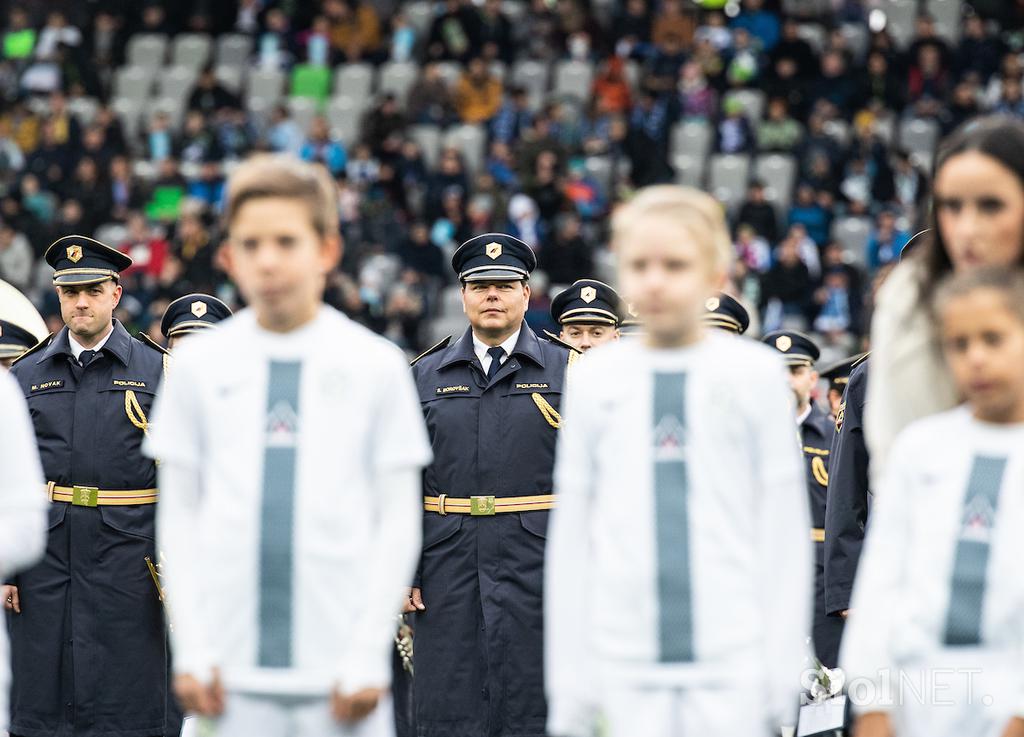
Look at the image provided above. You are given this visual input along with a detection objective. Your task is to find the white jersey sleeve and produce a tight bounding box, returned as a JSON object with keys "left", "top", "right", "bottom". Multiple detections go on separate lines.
{"left": 0, "top": 371, "right": 46, "bottom": 579}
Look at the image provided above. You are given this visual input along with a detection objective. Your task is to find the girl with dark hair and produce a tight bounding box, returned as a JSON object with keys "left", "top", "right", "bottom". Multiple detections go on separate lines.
{"left": 866, "top": 116, "right": 1024, "bottom": 482}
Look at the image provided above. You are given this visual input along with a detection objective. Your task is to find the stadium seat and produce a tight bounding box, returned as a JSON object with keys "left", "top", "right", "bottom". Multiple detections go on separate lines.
{"left": 334, "top": 63, "right": 374, "bottom": 101}
{"left": 673, "top": 154, "right": 705, "bottom": 189}
{"left": 928, "top": 0, "right": 962, "bottom": 43}
{"left": 214, "top": 65, "right": 244, "bottom": 94}
{"left": 839, "top": 22, "right": 869, "bottom": 63}
{"left": 95, "top": 223, "right": 128, "bottom": 247}
{"left": 882, "top": 0, "right": 918, "bottom": 48}
{"left": 410, "top": 124, "right": 442, "bottom": 168}
{"left": 111, "top": 97, "right": 144, "bottom": 141}
{"left": 172, "top": 34, "right": 212, "bottom": 70}
{"left": 404, "top": 1, "right": 435, "bottom": 36}
{"left": 553, "top": 60, "right": 593, "bottom": 103}
{"left": 113, "top": 67, "right": 155, "bottom": 102}
{"left": 436, "top": 62, "right": 463, "bottom": 88}
{"left": 151, "top": 97, "right": 186, "bottom": 130}
{"left": 247, "top": 68, "right": 286, "bottom": 105}
{"left": 512, "top": 60, "right": 549, "bottom": 111}
{"left": 443, "top": 124, "right": 486, "bottom": 173}
{"left": 245, "top": 95, "right": 275, "bottom": 129}
{"left": 502, "top": 0, "right": 527, "bottom": 22}
{"left": 427, "top": 315, "right": 468, "bottom": 345}
{"left": 754, "top": 154, "right": 797, "bottom": 208}
{"left": 326, "top": 96, "right": 367, "bottom": 145}
{"left": 126, "top": 34, "right": 167, "bottom": 70}
{"left": 671, "top": 120, "right": 712, "bottom": 158}
{"left": 708, "top": 154, "right": 751, "bottom": 210}
{"left": 899, "top": 118, "right": 940, "bottom": 158}
{"left": 796, "top": 23, "right": 827, "bottom": 54}
{"left": 724, "top": 89, "right": 766, "bottom": 122}
{"left": 823, "top": 119, "right": 850, "bottom": 147}
{"left": 291, "top": 64, "right": 331, "bottom": 103}
{"left": 378, "top": 62, "right": 418, "bottom": 102}
{"left": 440, "top": 285, "right": 463, "bottom": 317}
{"left": 873, "top": 113, "right": 896, "bottom": 145}
{"left": 68, "top": 96, "right": 99, "bottom": 125}
{"left": 216, "top": 34, "right": 253, "bottom": 68}
{"left": 157, "top": 66, "right": 198, "bottom": 102}
{"left": 287, "top": 97, "right": 319, "bottom": 135}
{"left": 490, "top": 61, "right": 507, "bottom": 83}
{"left": 832, "top": 216, "right": 872, "bottom": 266}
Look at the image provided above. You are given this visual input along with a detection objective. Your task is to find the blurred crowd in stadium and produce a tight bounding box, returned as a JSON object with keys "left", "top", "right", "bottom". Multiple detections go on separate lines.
{"left": 0, "top": 0, "right": 1020, "bottom": 354}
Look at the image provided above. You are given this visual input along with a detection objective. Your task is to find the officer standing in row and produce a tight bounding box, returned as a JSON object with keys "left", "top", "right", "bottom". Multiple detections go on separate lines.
{"left": 0, "top": 279, "right": 48, "bottom": 369}
{"left": 2, "top": 236, "right": 174, "bottom": 737}
{"left": 819, "top": 354, "right": 861, "bottom": 420}
{"left": 548, "top": 278, "right": 622, "bottom": 352}
{"left": 763, "top": 330, "right": 843, "bottom": 667}
{"left": 159, "top": 293, "right": 233, "bottom": 349}
{"left": 823, "top": 354, "right": 871, "bottom": 634}
{"left": 701, "top": 292, "right": 750, "bottom": 335}
{"left": 407, "top": 233, "right": 575, "bottom": 737}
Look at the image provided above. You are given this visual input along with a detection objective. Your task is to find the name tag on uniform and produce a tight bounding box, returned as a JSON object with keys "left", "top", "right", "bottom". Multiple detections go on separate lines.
{"left": 30, "top": 380, "right": 64, "bottom": 392}
{"left": 515, "top": 383, "right": 549, "bottom": 390}
{"left": 436, "top": 385, "right": 470, "bottom": 395}
{"left": 112, "top": 379, "right": 148, "bottom": 389}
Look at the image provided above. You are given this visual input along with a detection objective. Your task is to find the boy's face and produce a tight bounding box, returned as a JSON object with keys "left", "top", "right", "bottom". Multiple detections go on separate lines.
{"left": 560, "top": 323, "right": 619, "bottom": 352}
{"left": 225, "top": 198, "right": 340, "bottom": 331}
{"left": 941, "top": 288, "right": 1024, "bottom": 422}
{"left": 617, "top": 214, "right": 721, "bottom": 346}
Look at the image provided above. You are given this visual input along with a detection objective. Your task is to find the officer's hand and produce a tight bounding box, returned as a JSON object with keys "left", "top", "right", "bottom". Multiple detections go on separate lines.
{"left": 1000, "top": 717, "right": 1024, "bottom": 737}
{"left": 331, "top": 686, "right": 385, "bottom": 723}
{"left": 174, "top": 670, "right": 225, "bottom": 717}
{"left": 402, "top": 587, "right": 425, "bottom": 613}
{"left": 853, "top": 711, "right": 893, "bottom": 737}
{"left": 2, "top": 585, "right": 19, "bottom": 614}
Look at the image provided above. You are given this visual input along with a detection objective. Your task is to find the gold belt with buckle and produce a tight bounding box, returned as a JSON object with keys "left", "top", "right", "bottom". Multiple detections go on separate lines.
{"left": 423, "top": 494, "right": 556, "bottom": 516}
{"left": 47, "top": 481, "right": 159, "bottom": 507}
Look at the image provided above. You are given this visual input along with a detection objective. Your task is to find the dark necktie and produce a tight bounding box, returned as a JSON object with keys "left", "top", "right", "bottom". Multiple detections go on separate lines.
{"left": 79, "top": 349, "right": 98, "bottom": 367}
{"left": 485, "top": 346, "right": 505, "bottom": 382}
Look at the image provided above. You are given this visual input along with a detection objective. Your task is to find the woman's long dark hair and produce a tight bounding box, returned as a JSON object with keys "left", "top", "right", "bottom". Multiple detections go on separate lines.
{"left": 917, "top": 115, "right": 1024, "bottom": 296}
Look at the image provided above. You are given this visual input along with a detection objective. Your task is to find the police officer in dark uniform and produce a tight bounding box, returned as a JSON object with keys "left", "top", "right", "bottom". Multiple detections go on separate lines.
{"left": 0, "top": 320, "right": 41, "bottom": 369}
{"left": 0, "top": 278, "right": 49, "bottom": 370}
{"left": 3, "top": 236, "right": 173, "bottom": 737}
{"left": 159, "top": 293, "right": 233, "bottom": 350}
{"left": 407, "top": 233, "right": 576, "bottom": 737}
{"left": 819, "top": 354, "right": 862, "bottom": 421}
{"left": 701, "top": 292, "right": 750, "bottom": 335}
{"left": 548, "top": 278, "right": 622, "bottom": 352}
{"left": 823, "top": 355, "right": 871, "bottom": 639}
{"left": 762, "top": 330, "right": 843, "bottom": 667}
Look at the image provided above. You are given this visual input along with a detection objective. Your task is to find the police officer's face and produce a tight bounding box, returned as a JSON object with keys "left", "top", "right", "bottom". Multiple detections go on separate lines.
{"left": 462, "top": 280, "right": 530, "bottom": 338}
{"left": 787, "top": 365, "right": 817, "bottom": 411}
{"left": 941, "top": 287, "right": 1024, "bottom": 423}
{"left": 57, "top": 281, "right": 122, "bottom": 341}
{"left": 560, "top": 323, "right": 618, "bottom": 352}
{"left": 934, "top": 152, "right": 1024, "bottom": 272}
{"left": 226, "top": 198, "right": 341, "bottom": 332}
{"left": 617, "top": 215, "right": 721, "bottom": 346}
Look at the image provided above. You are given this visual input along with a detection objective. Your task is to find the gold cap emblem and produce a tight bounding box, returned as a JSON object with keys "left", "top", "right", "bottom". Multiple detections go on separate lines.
{"left": 705, "top": 297, "right": 720, "bottom": 311}
{"left": 775, "top": 335, "right": 793, "bottom": 352}
{"left": 66, "top": 245, "right": 83, "bottom": 263}
{"left": 580, "top": 286, "right": 597, "bottom": 303}
{"left": 191, "top": 301, "right": 208, "bottom": 318}
{"left": 486, "top": 242, "right": 502, "bottom": 260}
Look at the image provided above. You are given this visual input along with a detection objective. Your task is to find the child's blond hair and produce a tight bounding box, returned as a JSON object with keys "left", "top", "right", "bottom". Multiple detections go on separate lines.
{"left": 934, "top": 266, "right": 1024, "bottom": 324}
{"left": 225, "top": 155, "right": 339, "bottom": 237}
{"left": 611, "top": 185, "right": 732, "bottom": 276}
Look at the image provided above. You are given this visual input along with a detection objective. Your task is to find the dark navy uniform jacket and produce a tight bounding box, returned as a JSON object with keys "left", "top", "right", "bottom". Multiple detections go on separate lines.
{"left": 6, "top": 320, "right": 171, "bottom": 737}
{"left": 824, "top": 360, "right": 871, "bottom": 619}
{"left": 411, "top": 324, "right": 573, "bottom": 737}
{"left": 802, "top": 402, "right": 842, "bottom": 667}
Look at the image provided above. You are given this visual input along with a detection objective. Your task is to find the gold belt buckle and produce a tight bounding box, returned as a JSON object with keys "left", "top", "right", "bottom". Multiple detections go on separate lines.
{"left": 72, "top": 486, "right": 99, "bottom": 508}
{"left": 470, "top": 495, "right": 496, "bottom": 516}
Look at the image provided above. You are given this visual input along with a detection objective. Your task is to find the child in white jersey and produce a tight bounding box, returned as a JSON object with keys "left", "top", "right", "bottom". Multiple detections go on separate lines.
{"left": 146, "top": 156, "right": 431, "bottom": 737}
{"left": 843, "top": 267, "right": 1024, "bottom": 737}
{"left": 545, "top": 186, "right": 812, "bottom": 737}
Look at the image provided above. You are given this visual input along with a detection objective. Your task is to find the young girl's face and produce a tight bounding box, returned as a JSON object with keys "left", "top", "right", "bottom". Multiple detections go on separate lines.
{"left": 941, "top": 288, "right": 1024, "bottom": 423}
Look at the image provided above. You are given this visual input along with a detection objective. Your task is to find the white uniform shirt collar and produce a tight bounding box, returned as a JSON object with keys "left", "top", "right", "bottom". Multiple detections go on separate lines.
{"left": 796, "top": 404, "right": 812, "bottom": 427}
{"left": 472, "top": 327, "right": 521, "bottom": 368}
{"left": 68, "top": 324, "right": 114, "bottom": 361}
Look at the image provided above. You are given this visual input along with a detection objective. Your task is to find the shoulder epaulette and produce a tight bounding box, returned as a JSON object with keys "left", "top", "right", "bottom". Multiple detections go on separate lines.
{"left": 137, "top": 333, "right": 171, "bottom": 356}
{"left": 410, "top": 336, "right": 451, "bottom": 367}
{"left": 11, "top": 333, "right": 52, "bottom": 366}
{"left": 541, "top": 331, "right": 582, "bottom": 356}
{"left": 852, "top": 351, "right": 870, "bottom": 368}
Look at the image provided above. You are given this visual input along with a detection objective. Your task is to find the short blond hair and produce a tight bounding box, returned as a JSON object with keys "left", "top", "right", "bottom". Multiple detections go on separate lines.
{"left": 611, "top": 185, "right": 732, "bottom": 275}
{"left": 225, "top": 155, "right": 339, "bottom": 237}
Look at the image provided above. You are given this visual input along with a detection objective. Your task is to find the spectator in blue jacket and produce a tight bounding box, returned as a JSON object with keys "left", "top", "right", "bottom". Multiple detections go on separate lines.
{"left": 299, "top": 116, "right": 347, "bottom": 175}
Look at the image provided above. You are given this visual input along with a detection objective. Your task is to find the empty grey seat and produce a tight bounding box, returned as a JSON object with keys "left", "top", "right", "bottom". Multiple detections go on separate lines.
{"left": 288, "top": 97, "right": 319, "bottom": 136}
{"left": 68, "top": 96, "right": 100, "bottom": 125}
{"left": 440, "top": 285, "right": 464, "bottom": 317}
{"left": 245, "top": 95, "right": 275, "bottom": 129}
{"left": 94, "top": 223, "right": 128, "bottom": 247}
{"left": 247, "top": 68, "right": 286, "bottom": 104}
{"left": 151, "top": 97, "right": 186, "bottom": 130}
{"left": 796, "top": 23, "right": 827, "bottom": 54}
{"left": 724, "top": 89, "right": 766, "bottom": 122}
{"left": 334, "top": 63, "right": 374, "bottom": 101}
{"left": 378, "top": 62, "right": 418, "bottom": 102}
{"left": 410, "top": 124, "right": 442, "bottom": 168}
{"left": 671, "top": 121, "right": 712, "bottom": 158}
{"left": 113, "top": 66, "right": 155, "bottom": 102}
{"left": 839, "top": 22, "right": 868, "bottom": 62}
{"left": 156, "top": 66, "right": 197, "bottom": 102}
{"left": 215, "top": 65, "right": 244, "bottom": 94}
{"left": 404, "top": 1, "right": 435, "bottom": 36}
{"left": 512, "top": 60, "right": 549, "bottom": 111}
{"left": 832, "top": 217, "right": 872, "bottom": 266}
{"left": 326, "top": 96, "right": 367, "bottom": 146}
{"left": 899, "top": 118, "right": 940, "bottom": 157}
{"left": 216, "top": 34, "right": 253, "bottom": 68}
{"left": 126, "top": 34, "right": 167, "bottom": 70}
{"left": 673, "top": 154, "right": 705, "bottom": 189}
{"left": 928, "top": 0, "right": 962, "bottom": 42}
{"left": 172, "top": 33, "right": 212, "bottom": 70}
{"left": 883, "top": 0, "right": 918, "bottom": 48}
{"left": 754, "top": 154, "right": 797, "bottom": 208}
{"left": 443, "top": 124, "right": 486, "bottom": 174}
{"left": 553, "top": 60, "right": 593, "bottom": 102}
{"left": 708, "top": 154, "right": 751, "bottom": 210}
{"left": 111, "top": 97, "right": 144, "bottom": 140}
